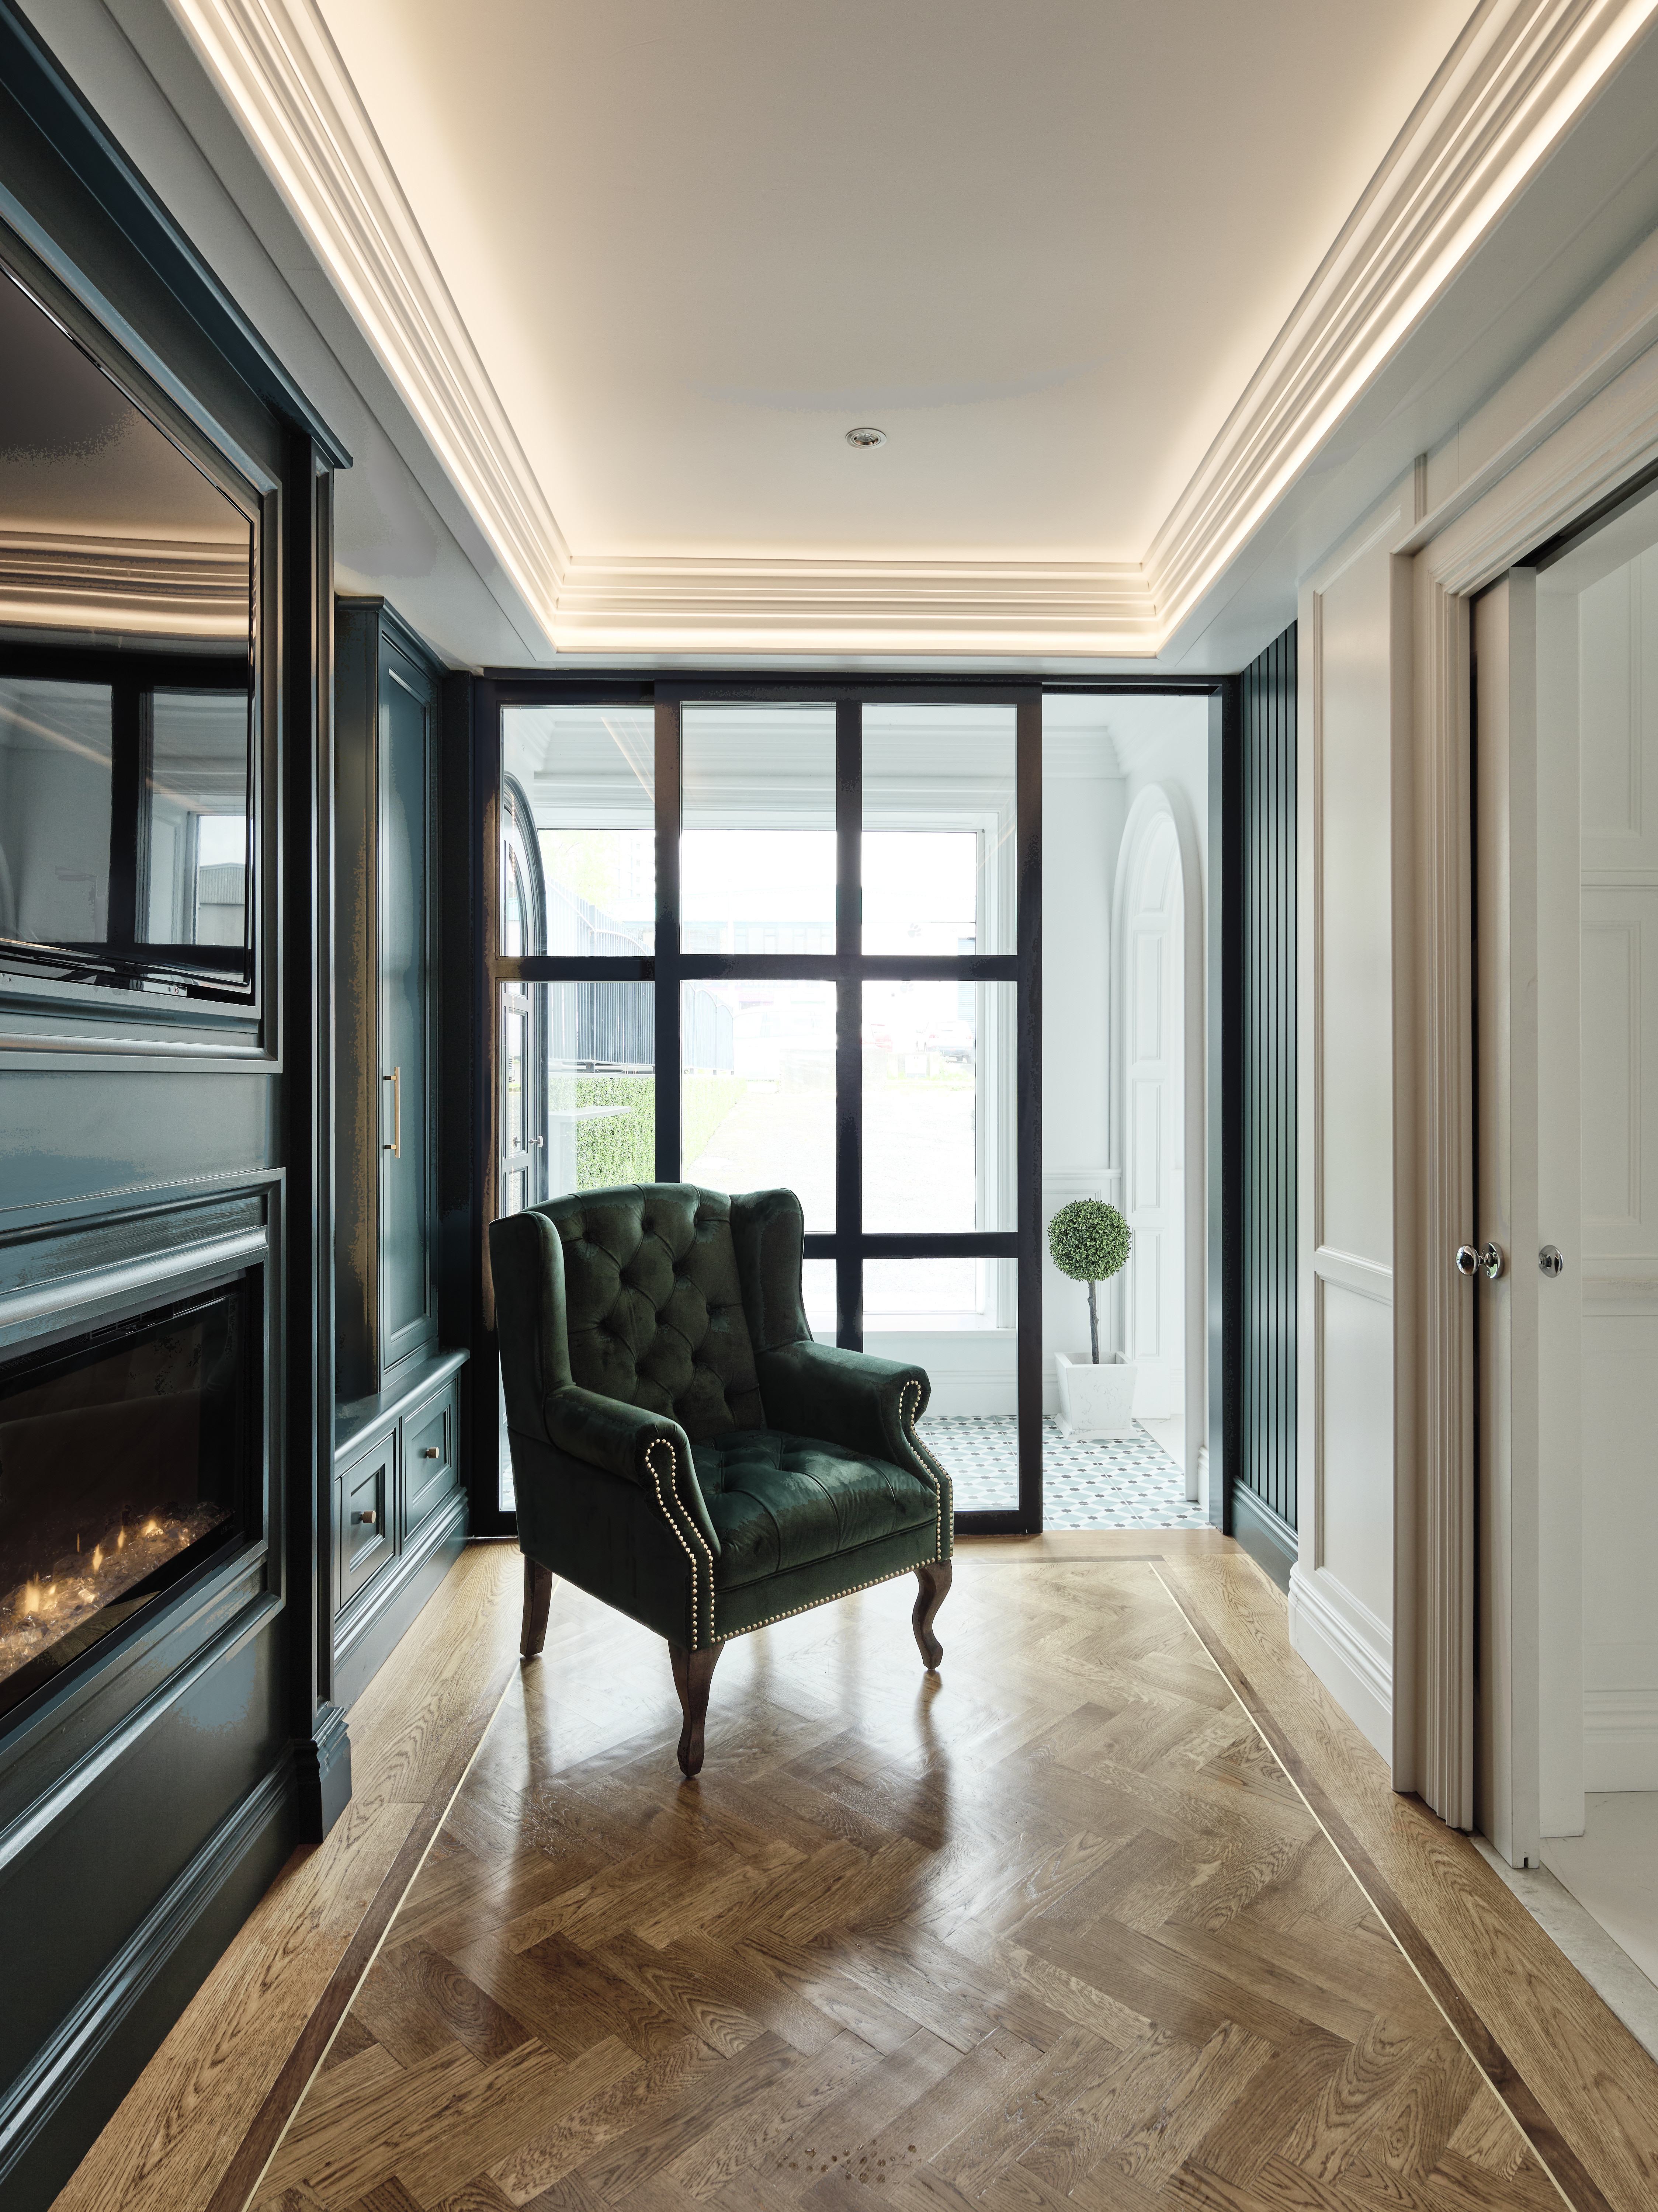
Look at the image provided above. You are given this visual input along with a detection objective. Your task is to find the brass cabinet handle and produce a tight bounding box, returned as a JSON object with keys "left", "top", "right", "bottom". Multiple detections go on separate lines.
{"left": 354, "top": 1508, "right": 377, "bottom": 1526}
{"left": 384, "top": 1066, "right": 401, "bottom": 1157}
{"left": 421, "top": 1446, "right": 440, "bottom": 1459}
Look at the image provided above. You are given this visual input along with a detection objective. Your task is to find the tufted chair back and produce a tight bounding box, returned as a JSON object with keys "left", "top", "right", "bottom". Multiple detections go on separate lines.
{"left": 532, "top": 1183, "right": 764, "bottom": 1442}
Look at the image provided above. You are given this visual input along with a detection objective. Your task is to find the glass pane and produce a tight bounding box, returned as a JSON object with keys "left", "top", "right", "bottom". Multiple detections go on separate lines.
{"left": 142, "top": 691, "right": 249, "bottom": 949}
{"left": 548, "top": 980, "right": 654, "bottom": 1196}
{"left": 863, "top": 703, "right": 1016, "bottom": 954}
{"left": 802, "top": 1259, "right": 836, "bottom": 1342}
{"left": 864, "top": 1257, "right": 989, "bottom": 1325}
{"left": 680, "top": 981, "right": 834, "bottom": 1227}
{"left": 863, "top": 979, "right": 1015, "bottom": 1232}
{"left": 0, "top": 265, "right": 255, "bottom": 993}
{"left": 0, "top": 680, "right": 112, "bottom": 946}
{"left": 501, "top": 704, "right": 654, "bottom": 954}
{"left": 681, "top": 704, "right": 835, "bottom": 952}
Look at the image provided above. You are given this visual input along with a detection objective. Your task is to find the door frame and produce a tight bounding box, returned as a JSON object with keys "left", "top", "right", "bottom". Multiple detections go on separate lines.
{"left": 463, "top": 671, "right": 1239, "bottom": 1543}
{"left": 1396, "top": 317, "right": 1658, "bottom": 1831}
{"left": 1113, "top": 783, "right": 1207, "bottom": 1500}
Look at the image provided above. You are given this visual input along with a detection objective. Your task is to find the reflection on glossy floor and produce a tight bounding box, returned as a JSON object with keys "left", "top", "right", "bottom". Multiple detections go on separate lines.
{"left": 1546, "top": 1793, "right": 1658, "bottom": 1992}
{"left": 254, "top": 1550, "right": 1562, "bottom": 2212}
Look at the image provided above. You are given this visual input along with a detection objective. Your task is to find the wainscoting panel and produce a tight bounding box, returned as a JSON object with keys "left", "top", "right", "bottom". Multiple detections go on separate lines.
{"left": 1238, "top": 623, "right": 1297, "bottom": 1572}
{"left": 1295, "top": 498, "right": 1409, "bottom": 1763}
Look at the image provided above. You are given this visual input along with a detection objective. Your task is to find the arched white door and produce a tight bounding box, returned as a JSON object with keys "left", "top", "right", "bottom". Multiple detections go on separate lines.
{"left": 1124, "top": 814, "right": 1184, "bottom": 1435}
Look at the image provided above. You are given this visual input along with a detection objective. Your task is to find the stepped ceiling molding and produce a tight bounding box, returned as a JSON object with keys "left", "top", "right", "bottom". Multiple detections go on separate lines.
{"left": 166, "top": 0, "right": 1658, "bottom": 661}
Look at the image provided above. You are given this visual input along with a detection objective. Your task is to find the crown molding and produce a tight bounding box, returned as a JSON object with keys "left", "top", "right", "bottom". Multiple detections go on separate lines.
{"left": 1144, "top": 0, "right": 1658, "bottom": 640}
{"left": 162, "top": 0, "right": 569, "bottom": 629}
{"left": 552, "top": 555, "right": 1158, "bottom": 658}
{"left": 163, "top": 0, "right": 1658, "bottom": 661}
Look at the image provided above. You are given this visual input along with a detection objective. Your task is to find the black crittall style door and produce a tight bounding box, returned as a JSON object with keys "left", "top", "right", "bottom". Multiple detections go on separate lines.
{"left": 475, "top": 683, "right": 1043, "bottom": 1535}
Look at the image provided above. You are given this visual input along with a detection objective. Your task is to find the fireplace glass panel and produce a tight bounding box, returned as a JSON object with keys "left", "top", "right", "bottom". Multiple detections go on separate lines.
{"left": 0, "top": 1283, "right": 250, "bottom": 1723}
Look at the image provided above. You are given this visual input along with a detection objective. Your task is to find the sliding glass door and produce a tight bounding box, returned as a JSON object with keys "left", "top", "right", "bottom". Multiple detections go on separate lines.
{"left": 487, "top": 683, "right": 1041, "bottom": 1533}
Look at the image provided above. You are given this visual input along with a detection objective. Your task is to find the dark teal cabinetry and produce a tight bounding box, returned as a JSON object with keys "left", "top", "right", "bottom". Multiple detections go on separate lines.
{"left": 333, "top": 602, "right": 466, "bottom": 1702}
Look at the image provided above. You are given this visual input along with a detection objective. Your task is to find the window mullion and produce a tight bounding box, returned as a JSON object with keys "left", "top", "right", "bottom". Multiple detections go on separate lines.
{"left": 835, "top": 698, "right": 861, "bottom": 1349}
{"left": 653, "top": 696, "right": 681, "bottom": 1180}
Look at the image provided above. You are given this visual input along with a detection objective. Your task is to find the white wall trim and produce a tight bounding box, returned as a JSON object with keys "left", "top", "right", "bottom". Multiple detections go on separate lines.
{"left": 1289, "top": 1563, "right": 1394, "bottom": 1761}
{"left": 1147, "top": 0, "right": 1658, "bottom": 640}
{"left": 1111, "top": 787, "right": 1205, "bottom": 1497}
{"left": 1312, "top": 1245, "right": 1395, "bottom": 1304}
{"left": 162, "top": 0, "right": 1658, "bottom": 660}
{"left": 1584, "top": 1688, "right": 1658, "bottom": 1788}
{"left": 163, "top": 0, "right": 570, "bottom": 636}
{"left": 554, "top": 556, "right": 1159, "bottom": 660}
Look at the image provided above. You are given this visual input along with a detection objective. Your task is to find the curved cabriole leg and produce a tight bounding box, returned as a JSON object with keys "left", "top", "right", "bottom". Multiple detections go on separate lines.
{"left": 912, "top": 1559, "right": 953, "bottom": 1670}
{"left": 520, "top": 1557, "right": 553, "bottom": 1658}
{"left": 668, "top": 1640, "right": 724, "bottom": 1778}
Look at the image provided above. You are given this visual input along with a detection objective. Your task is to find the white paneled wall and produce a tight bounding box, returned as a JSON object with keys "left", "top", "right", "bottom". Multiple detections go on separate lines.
{"left": 1293, "top": 493, "right": 1410, "bottom": 1762}
{"left": 1578, "top": 549, "right": 1658, "bottom": 1789}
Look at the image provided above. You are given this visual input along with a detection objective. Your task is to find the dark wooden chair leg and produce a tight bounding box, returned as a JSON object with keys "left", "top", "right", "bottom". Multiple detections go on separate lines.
{"left": 912, "top": 1559, "right": 953, "bottom": 1670}
{"left": 668, "top": 1639, "right": 723, "bottom": 1777}
{"left": 520, "top": 1557, "right": 553, "bottom": 1658}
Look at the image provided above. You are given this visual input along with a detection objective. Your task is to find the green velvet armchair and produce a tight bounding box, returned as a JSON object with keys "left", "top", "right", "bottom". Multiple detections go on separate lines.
{"left": 489, "top": 1183, "right": 954, "bottom": 1775}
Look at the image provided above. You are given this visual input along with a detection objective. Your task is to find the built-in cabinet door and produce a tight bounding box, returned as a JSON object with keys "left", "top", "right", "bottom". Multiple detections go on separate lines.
{"left": 379, "top": 644, "right": 436, "bottom": 1376}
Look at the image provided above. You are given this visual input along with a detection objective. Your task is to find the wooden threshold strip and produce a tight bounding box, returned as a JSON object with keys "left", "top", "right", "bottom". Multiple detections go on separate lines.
{"left": 1156, "top": 1569, "right": 1616, "bottom": 2212}
{"left": 205, "top": 1654, "right": 519, "bottom": 2212}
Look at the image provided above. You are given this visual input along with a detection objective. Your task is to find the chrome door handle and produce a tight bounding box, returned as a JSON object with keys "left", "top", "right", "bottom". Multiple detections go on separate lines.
{"left": 384, "top": 1066, "right": 401, "bottom": 1157}
{"left": 1481, "top": 1241, "right": 1504, "bottom": 1280}
{"left": 1455, "top": 1244, "right": 1480, "bottom": 1277}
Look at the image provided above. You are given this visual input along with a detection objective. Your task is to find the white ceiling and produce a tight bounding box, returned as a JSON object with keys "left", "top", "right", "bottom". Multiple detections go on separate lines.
{"left": 314, "top": 0, "right": 1475, "bottom": 568}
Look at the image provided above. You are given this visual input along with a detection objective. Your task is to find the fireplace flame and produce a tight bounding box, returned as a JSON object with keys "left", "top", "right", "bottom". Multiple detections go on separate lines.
{"left": 1, "top": 1503, "right": 232, "bottom": 1690}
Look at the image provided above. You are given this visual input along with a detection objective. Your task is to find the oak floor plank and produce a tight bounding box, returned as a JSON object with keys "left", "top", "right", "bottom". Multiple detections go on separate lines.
{"left": 60, "top": 1536, "right": 1653, "bottom": 2212}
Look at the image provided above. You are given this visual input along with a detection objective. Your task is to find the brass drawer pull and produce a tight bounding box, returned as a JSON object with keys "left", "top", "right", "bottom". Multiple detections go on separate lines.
{"left": 354, "top": 1508, "right": 377, "bottom": 1526}
{"left": 421, "top": 1445, "right": 440, "bottom": 1458}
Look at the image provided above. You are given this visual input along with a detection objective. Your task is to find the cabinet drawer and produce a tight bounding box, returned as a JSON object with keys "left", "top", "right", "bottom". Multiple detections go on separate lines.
{"left": 403, "top": 1378, "right": 459, "bottom": 1534}
{"left": 341, "top": 1432, "right": 393, "bottom": 1601}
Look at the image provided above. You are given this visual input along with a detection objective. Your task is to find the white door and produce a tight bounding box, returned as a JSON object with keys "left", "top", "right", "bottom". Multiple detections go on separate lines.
{"left": 1475, "top": 522, "right": 1658, "bottom": 1864}
{"left": 1125, "top": 816, "right": 1183, "bottom": 1422}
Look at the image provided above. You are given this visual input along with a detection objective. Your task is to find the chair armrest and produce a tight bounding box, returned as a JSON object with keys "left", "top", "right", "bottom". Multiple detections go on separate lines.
{"left": 756, "top": 1340, "right": 932, "bottom": 1477}
{"left": 543, "top": 1386, "right": 720, "bottom": 1558}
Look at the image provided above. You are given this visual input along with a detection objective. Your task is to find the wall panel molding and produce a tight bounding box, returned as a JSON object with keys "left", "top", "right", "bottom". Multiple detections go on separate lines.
{"left": 163, "top": 0, "right": 1658, "bottom": 658}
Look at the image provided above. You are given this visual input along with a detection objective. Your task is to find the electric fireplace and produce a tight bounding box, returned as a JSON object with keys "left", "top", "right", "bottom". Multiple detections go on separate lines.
{"left": 0, "top": 1280, "right": 252, "bottom": 1726}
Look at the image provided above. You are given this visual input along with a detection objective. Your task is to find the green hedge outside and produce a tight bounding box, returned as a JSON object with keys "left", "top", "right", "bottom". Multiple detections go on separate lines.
{"left": 572, "top": 1072, "right": 747, "bottom": 1191}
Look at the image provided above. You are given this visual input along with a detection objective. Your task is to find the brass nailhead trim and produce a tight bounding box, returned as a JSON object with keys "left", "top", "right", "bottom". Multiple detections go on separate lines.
{"left": 738, "top": 1562, "right": 924, "bottom": 1635}
{"left": 645, "top": 1435, "right": 715, "bottom": 1649}
{"left": 901, "top": 1378, "right": 948, "bottom": 1563}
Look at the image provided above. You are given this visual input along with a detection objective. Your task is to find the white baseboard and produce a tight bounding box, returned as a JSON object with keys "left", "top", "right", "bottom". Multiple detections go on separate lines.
{"left": 1288, "top": 1564, "right": 1392, "bottom": 1761}
{"left": 1584, "top": 1689, "right": 1658, "bottom": 1790}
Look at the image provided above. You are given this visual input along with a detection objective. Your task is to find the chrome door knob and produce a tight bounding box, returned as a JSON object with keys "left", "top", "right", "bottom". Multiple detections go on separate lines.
{"left": 1539, "top": 1245, "right": 1564, "bottom": 1277}
{"left": 1455, "top": 1245, "right": 1480, "bottom": 1277}
{"left": 1481, "top": 1241, "right": 1505, "bottom": 1280}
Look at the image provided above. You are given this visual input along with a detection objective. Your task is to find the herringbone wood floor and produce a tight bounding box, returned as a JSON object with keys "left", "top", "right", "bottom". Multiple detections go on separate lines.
{"left": 253, "top": 1555, "right": 1558, "bottom": 2212}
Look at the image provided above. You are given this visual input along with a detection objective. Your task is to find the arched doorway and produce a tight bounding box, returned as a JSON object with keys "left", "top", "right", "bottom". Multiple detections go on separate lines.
{"left": 1116, "top": 786, "right": 1205, "bottom": 1501}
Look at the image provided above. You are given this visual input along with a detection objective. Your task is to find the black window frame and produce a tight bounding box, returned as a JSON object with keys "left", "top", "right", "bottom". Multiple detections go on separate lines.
{"left": 469, "top": 670, "right": 1240, "bottom": 1546}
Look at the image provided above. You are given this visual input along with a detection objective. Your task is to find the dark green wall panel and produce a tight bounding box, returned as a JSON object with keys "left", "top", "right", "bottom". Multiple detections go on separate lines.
{"left": 1239, "top": 626, "right": 1297, "bottom": 1547}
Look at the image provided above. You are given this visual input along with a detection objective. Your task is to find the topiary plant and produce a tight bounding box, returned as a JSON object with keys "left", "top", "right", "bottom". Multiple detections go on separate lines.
{"left": 1047, "top": 1197, "right": 1131, "bottom": 1365}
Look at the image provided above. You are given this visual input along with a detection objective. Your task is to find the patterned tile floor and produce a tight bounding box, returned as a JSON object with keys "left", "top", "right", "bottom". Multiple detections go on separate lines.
{"left": 920, "top": 1412, "right": 1207, "bottom": 1528}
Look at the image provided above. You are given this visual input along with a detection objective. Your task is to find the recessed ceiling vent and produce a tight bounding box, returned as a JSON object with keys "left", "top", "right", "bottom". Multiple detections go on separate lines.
{"left": 845, "top": 426, "right": 887, "bottom": 448}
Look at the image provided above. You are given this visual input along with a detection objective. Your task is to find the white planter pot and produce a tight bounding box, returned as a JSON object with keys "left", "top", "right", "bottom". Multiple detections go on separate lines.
{"left": 1054, "top": 1351, "right": 1138, "bottom": 1440}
